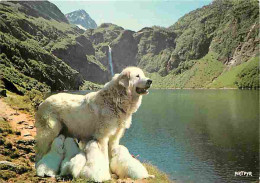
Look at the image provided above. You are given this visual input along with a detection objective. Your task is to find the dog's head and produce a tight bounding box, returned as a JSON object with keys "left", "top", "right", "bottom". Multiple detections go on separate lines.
{"left": 51, "top": 134, "right": 65, "bottom": 154}
{"left": 111, "top": 145, "right": 130, "bottom": 157}
{"left": 115, "top": 67, "right": 152, "bottom": 96}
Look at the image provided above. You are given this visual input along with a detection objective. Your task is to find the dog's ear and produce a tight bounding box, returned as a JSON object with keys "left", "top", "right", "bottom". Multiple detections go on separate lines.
{"left": 119, "top": 71, "right": 130, "bottom": 88}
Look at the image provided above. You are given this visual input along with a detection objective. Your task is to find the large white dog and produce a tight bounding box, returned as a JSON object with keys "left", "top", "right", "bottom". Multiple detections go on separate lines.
{"left": 35, "top": 67, "right": 152, "bottom": 176}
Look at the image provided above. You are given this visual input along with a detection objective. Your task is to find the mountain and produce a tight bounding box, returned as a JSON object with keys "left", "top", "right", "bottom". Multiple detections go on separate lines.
{"left": 65, "top": 9, "right": 97, "bottom": 29}
{"left": 0, "top": 0, "right": 258, "bottom": 98}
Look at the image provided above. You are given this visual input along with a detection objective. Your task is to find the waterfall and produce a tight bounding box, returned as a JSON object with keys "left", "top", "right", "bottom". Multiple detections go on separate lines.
{"left": 108, "top": 45, "right": 114, "bottom": 76}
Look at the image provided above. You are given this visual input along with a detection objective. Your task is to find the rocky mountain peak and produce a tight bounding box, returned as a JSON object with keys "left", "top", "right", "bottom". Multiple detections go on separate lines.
{"left": 66, "top": 9, "right": 97, "bottom": 29}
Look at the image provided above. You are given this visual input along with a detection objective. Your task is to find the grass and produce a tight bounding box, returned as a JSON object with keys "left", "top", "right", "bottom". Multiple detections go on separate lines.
{"left": 3, "top": 90, "right": 45, "bottom": 114}
{"left": 144, "top": 163, "right": 172, "bottom": 183}
{"left": 146, "top": 52, "right": 224, "bottom": 89}
{"left": 209, "top": 56, "right": 259, "bottom": 88}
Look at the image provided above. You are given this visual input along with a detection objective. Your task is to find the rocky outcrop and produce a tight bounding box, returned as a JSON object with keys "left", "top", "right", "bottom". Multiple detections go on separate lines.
{"left": 52, "top": 35, "right": 109, "bottom": 83}
{"left": 66, "top": 9, "right": 97, "bottom": 29}
{"left": 111, "top": 30, "right": 138, "bottom": 73}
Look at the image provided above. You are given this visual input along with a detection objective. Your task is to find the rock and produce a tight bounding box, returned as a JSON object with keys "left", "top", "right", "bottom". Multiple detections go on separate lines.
{"left": 4, "top": 142, "right": 13, "bottom": 149}
{"left": 1, "top": 78, "right": 24, "bottom": 96}
{"left": 0, "top": 138, "right": 5, "bottom": 145}
{"left": 0, "top": 170, "right": 16, "bottom": 180}
{"left": 0, "top": 161, "right": 30, "bottom": 174}
{"left": 15, "top": 131, "right": 21, "bottom": 136}
{"left": 16, "top": 144, "right": 34, "bottom": 153}
{"left": 0, "top": 89, "right": 7, "bottom": 97}
{"left": 25, "top": 126, "right": 34, "bottom": 129}
{"left": 17, "top": 121, "right": 26, "bottom": 124}
{"left": 16, "top": 139, "right": 35, "bottom": 146}
{"left": 23, "top": 133, "right": 31, "bottom": 137}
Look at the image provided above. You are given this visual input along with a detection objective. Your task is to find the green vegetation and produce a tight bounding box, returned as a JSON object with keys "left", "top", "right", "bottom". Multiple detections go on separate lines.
{"left": 80, "top": 80, "right": 103, "bottom": 91}
{"left": 235, "top": 57, "right": 259, "bottom": 89}
{"left": 3, "top": 90, "right": 45, "bottom": 114}
{"left": 147, "top": 52, "right": 225, "bottom": 88}
{"left": 144, "top": 163, "right": 172, "bottom": 183}
{"left": 209, "top": 57, "right": 259, "bottom": 89}
{"left": 86, "top": 55, "right": 107, "bottom": 71}
{"left": 1, "top": 0, "right": 258, "bottom": 92}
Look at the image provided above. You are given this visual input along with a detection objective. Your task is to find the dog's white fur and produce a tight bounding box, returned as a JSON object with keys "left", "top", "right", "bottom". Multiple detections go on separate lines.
{"left": 35, "top": 67, "right": 151, "bottom": 172}
{"left": 36, "top": 135, "right": 65, "bottom": 177}
{"left": 110, "top": 145, "right": 154, "bottom": 179}
{"left": 69, "top": 152, "right": 87, "bottom": 178}
{"left": 59, "top": 137, "right": 80, "bottom": 176}
{"left": 78, "top": 140, "right": 111, "bottom": 182}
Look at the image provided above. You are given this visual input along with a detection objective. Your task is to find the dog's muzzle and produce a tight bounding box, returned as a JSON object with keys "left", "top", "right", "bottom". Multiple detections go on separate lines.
{"left": 136, "top": 79, "right": 152, "bottom": 95}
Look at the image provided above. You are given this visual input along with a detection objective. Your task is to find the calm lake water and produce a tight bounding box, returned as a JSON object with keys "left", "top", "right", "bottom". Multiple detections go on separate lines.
{"left": 57, "top": 89, "right": 259, "bottom": 182}
{"left": 120, "top": 89, "right": 259, "bottom": 183}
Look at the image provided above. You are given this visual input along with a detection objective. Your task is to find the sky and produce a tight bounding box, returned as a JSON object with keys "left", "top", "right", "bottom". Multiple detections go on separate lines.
{"left": 50, "top": 0, "right": 212, "bottom": 31}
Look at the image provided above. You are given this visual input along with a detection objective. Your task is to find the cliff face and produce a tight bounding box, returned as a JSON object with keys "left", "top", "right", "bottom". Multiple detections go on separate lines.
{"left": 66, "top": 9, "right": 97, "bottom": 30}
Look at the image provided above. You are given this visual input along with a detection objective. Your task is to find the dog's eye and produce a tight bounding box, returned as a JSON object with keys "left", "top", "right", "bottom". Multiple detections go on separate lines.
{"left": 136, "top": 74, "right": 140, "bottom": 78}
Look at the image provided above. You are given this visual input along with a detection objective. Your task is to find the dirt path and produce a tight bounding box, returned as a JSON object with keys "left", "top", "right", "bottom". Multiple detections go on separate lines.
{"left": 0, "top": 98, "right": 36, "bottom": 139}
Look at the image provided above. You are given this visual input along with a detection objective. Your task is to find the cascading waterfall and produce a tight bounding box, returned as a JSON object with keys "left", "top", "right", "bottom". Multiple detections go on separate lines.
{"left": 108, "top": 45, "right": 114, "bottom": 76}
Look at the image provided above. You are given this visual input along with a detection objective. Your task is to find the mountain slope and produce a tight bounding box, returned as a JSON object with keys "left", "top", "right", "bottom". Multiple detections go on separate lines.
{"left": 0, "top": 1, "right": 110, "bottom": 95}
{"left": 66, "top": 9, "right": 97, "bottom": 29}
{"left": 0, "top": 0, "right": 258, "bottom": 93}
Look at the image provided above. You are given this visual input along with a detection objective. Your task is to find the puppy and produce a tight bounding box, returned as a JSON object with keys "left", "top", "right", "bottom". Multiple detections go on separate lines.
{"left": 36, "top": 134, "right": 65, "bottom": 177}
{"left": 79, "top": 140, "right": 111, "bottom": 182}
{"left": 59, "top": 137, "right": 80, "bottom": 176}
{"left": 69, "top": 152, "right": 87, "bottom": 178}
{"left": 110, "top": 145, "right": 154, "bottom": 179}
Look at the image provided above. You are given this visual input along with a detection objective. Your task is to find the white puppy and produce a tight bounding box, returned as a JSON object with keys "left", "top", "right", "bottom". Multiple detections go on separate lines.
{"left": 36, "top": 134, "right": 65, "bottom": 177}
{"left": 69, "top": 152, "right": 87, "bottom": 178}
{"left": 79, "top": 140, "right": 111, "bottom": 182}
{"left": 59, "top": 137, "right": 80, "bottom": 176}
{"left": 110, "top": 145, "right": 154, "bottom": 179}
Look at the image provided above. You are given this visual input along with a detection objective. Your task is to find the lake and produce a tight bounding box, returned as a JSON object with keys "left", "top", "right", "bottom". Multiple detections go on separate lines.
{"left": 120, "top": 89, "right": 259, "bottom": 182}
{"left": 56, "top": 89, "right": 259, "bottom": 182}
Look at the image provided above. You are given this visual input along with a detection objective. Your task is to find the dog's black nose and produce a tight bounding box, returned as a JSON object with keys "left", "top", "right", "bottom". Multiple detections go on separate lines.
{"left": 147, "top": 79, "right": 152, "bottom": 85}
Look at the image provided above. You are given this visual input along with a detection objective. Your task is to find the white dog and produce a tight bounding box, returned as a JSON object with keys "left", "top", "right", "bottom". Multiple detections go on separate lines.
{"left": 35, "top": 67, "right": 152, "bottom": 172}
{"left": 69, "top": 152, "right": 87, "bottom": 178}
{"left": 59, "top": 137, "right": 80, "bottom": 176}
{"left": 36, "top": 134, "right": 65, "bottom": 177}
{"left": 110, "top": 145, "right": 154, "bottom": 179}
{"left": 79, "top": 140, "right": 111, "bottom": 182}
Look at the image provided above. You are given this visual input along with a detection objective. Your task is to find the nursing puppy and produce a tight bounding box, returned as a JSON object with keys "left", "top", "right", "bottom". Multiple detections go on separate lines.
{"left": 69, "top": 152, "right": 86, "bottom": 178}
{"left": 35, "top": 67, "right": 152, "bottom": 171}
{"left": 36, "top": 135, "right": 65, "bottom": 177}
{"left": 110, "top": 145, "right": 154, "bottom": 179}
{"left": 59, "top": 137, "right": 80, "bottom": 176}
{"left": 79, "top": 140, "right": 111, "bottom": 182}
